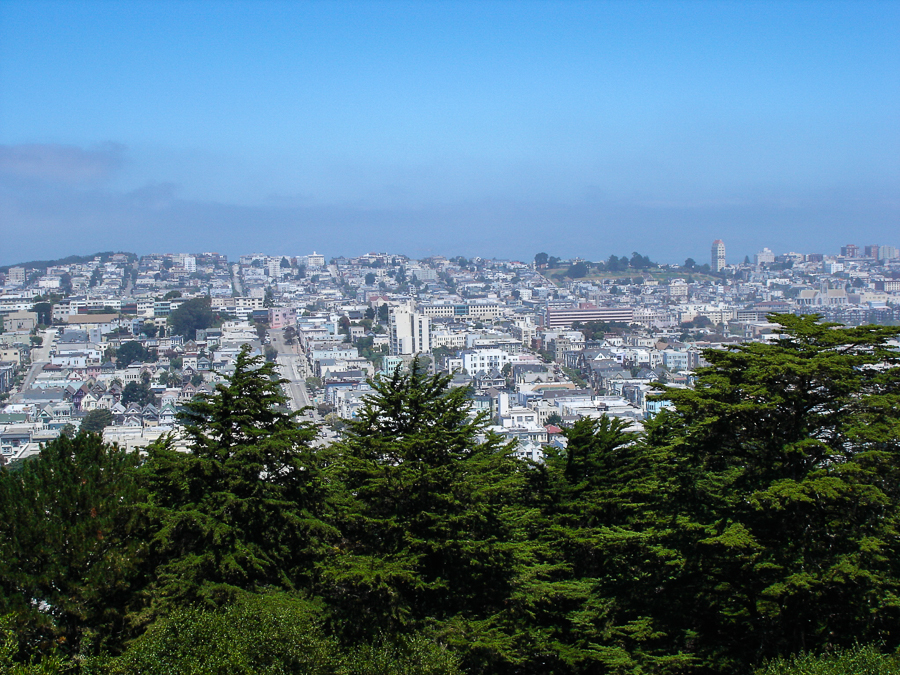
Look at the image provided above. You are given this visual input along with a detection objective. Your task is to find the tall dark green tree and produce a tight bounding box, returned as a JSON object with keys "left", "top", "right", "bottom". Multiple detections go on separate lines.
{"left": 0, "top": 434, "right": 145, "bottom": 654}
{"left": 140, "top": 345, "right": 332, "bottom": 617}
{"left": 521, "top": 416, "right": 694, "bottom": 674}
{"left": 642, "top": 314, "right": 900, "bottom": 671}
{"left": 81, "top": 408, "right": 114, "bottom": 432}
{"left": 31, "top": 302, "right": 52, "bottom": 325}
{"left": 566, "top": 261, "right": 588, "bottom": 278}
{"left": 122, "top": 380, "right": 156, "bottom": 406}
{"left": 322, "top": 362, "right": 535, "bottom": 670}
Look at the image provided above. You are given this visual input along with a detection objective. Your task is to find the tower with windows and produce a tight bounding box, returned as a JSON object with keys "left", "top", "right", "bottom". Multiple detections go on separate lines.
{"left": 711, "top": 240, "right": 726, "bottom": 272}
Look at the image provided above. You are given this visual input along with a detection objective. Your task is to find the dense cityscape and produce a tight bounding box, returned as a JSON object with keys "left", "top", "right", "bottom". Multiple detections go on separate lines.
{"left": 3, "top": 0, "right": 899, "bottom": 671}
{"left": 1, "top": 240, "right": 898, "bottom": 462}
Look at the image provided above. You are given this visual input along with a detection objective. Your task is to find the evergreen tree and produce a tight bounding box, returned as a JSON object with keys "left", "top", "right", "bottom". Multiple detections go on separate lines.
{"left": 167, "top": 297, "right": 214, "bottom": 340}
{"left": 122, "top": 380, "right": 156, "bottom": 406}
{"left": 80, "top": 408, "right": 114, "bottom": 433}
{"left": 140, "top": 345, "right": 332, "bottom": 617}
{"left": 322, "top": 361, "right": 535, "bottom": 671}
{"left": 0, "top": 434, "right": 145, "bottom": 654}
{"left": 116, "top": 340, "right": 152, "bottom": 366}
{"left": 642, "top": 314, "right": 900, "bottom": 670}
{"left": 522, "top": 416, "right": 694, "bottom": 674}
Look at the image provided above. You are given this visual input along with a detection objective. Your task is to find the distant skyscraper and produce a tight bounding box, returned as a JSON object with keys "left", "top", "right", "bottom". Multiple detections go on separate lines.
{"left": 711, "top": 240, "right": 726, "bottom": 272}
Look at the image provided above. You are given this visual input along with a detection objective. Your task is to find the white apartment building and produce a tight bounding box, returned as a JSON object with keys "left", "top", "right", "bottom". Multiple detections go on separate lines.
{"left": 431, "top": 331, "right": 467, "bottom": 350}
{"left": 305, "top": 252, "right": 326, "bottom": 268}
{"left": 389, "top": 304, "right": 431, "bottom": 355}
{"left": 667, "top": 279, "right": 689, "bottom": 299}
{"left": 462, "top": 348, "right": 509, "bottom": 374}
{"left": 509, "top": 319, "right": 536, "bottom": 347}
{"left": 754, "top": 248, "right": 776, "bottom": 265}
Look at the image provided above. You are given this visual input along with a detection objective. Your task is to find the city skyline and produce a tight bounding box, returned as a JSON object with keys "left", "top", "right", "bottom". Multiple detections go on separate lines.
{"left": 1, "top": 1, "right": 898, "bottom": 264}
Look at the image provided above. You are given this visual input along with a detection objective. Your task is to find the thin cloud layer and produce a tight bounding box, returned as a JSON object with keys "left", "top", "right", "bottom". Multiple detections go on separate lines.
{"left": 0, "top": 142, "right": 124, "bottom": 184}
{"left": 2, "top": 175, "right": 898, "bottom": 266}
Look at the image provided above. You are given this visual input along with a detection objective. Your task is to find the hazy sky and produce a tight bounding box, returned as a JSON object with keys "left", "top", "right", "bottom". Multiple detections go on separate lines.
{"left": 1, "top": 0, "right": 898, "bottom": 265}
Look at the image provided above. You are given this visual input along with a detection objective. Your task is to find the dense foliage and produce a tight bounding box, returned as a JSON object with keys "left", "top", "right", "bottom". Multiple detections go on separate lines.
{"left": 121, "top": 380, "right": 156, "bottom": 406}
{"left": 138, "top": 346, "right": 331, "bottom": 619}
{"left": 0, "top": 434, "right": 145, "bottom": 652}
{"left": 115, "top": 340, "right": 154, "bottom": 366}
{"left": 755, "top": 645, "right": 900, "bottom": 675}
{"left": 167, "top": 297, "right": 216, "bottom": 340}
{"left": 1, "top": 317, "right": 899, "bottom": 673}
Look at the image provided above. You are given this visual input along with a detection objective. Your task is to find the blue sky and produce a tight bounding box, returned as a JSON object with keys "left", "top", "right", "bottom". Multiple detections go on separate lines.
{"left": 1, "top": 0, "right": 898, "bottom": 265}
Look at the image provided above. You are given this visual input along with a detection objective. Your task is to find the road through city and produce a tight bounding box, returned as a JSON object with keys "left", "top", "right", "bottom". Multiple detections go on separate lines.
{"left": 269, "top": 328, "right": 317, "bottom": 421}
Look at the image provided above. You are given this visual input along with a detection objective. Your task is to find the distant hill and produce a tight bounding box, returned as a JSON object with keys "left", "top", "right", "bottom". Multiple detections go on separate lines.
{"left": 0, "top": 251, "right": 137, "bottom": 274}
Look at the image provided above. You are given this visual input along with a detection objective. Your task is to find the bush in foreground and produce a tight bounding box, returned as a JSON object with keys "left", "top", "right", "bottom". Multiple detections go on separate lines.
{"left": 84, "top": 593, "right": 460, "bottom": 675}
{"left": 756, "top": 644, "right": 900, "bottom": 675}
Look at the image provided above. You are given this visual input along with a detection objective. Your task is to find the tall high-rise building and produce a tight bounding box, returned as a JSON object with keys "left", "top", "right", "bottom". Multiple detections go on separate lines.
{"left": 389, "top": 303, "right": 431, "bottom": 356}
{"left": 711, "top": 240, "right": 726, "bottom": 272}
{"left": 840, "top": 244, "right": 860, "bottom": 258}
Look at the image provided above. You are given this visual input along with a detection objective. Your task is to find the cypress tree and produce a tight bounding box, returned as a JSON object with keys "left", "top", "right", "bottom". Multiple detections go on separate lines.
{"left": 321, "top": 361, "right": 536, "bottom": 671}
{"left": 139, "top": 345, "right": 333, "bottom": 617}
{"left": 0, "top": 433, "right": 145, "bottom": 654}
{"left": 643, "top": 314, "right": 900, "bottom": 670}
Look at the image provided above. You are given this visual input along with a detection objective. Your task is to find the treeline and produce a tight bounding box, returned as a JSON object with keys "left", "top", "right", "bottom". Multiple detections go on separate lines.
{"left": 2, "top": 315, "right": 900, "bottom": 674}
{"left": 534, "top": 251, "right": 659, "bottom": 278}
{"left": 0, "top": 252, "right": 136, "bottom": 275}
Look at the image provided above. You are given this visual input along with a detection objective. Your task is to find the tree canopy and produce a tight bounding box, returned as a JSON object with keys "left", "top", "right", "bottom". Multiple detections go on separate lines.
{"left": 321, "top": 362, "right": 538, "bottom": 671}
{"left": 631, "top": 315, "right": 900, "bottom": 670}
{"left": 140, "top": 345, "right": 331, "bottom": 616}
{"left": 0, "top": 433, "right": 145, "bottom": 651}
{"left": 3, "top": 314, "right": 900, "bottom": 674}
{"left": 80, "top": 408, "right": 113, "bottom": 433}
{"left": 116, "top": 341, "right": 154, "bottom": 366}
{"left": 122, "top": 380, "right": 156, "bottom": 406}
{"left": 565, "top": 261, "right": 588, "bottom": 278}
{"left": 167, "top": 297, "right": 215, "bottom": 340}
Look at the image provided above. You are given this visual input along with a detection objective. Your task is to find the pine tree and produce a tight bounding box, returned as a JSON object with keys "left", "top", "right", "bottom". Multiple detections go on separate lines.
{"left": 321, "top": 361, "right": 535, "bottom": 670}
{"left": 643, "top": 314, "right": 900, "bottom": 670}
{"left": 140, "top": 345, "right": 333, "bottom": 616}
{"left": 520, "top": 416, "right": 694, "bottom": 674}
{"left": 0, "top": 433, "right": 145, "bottom": 654}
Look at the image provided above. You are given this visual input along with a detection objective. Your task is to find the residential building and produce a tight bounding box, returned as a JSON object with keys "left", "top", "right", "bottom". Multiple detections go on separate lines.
{"left": 389, "top": 304, "right": 431, "bottom": 355}
{"left": 754, "top": 248, "right": 775, "bottom": 265}
{"left": 544, "top": 305, "right": 634, "bottom": 328}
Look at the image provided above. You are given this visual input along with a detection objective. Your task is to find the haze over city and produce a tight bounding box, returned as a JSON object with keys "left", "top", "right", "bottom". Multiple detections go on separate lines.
{"left": 1, "top": 0, "right": 898, "bottom": 265}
